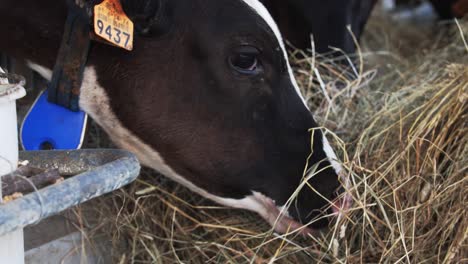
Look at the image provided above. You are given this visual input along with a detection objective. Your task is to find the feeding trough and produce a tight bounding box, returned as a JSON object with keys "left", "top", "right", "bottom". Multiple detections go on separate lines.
{"left": 0, "top": 68, "right": 141, "bottom": 263}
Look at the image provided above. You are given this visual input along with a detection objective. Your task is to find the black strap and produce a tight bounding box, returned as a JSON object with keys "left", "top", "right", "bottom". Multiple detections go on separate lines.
{"left": 47, "top": 2, "right": 91, "bottom": 112}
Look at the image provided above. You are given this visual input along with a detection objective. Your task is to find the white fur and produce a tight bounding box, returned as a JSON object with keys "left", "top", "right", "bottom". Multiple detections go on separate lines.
{"left": 322, "top": 134, "right": 343, "bottom": 174}
{"left": 27, "top": 61, "right": 52, "bottom": 81}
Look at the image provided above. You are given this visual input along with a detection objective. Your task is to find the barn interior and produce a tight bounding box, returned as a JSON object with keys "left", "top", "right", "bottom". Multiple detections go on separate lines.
{"left": 0, "top": 1, "right": 466, "bottom": 263}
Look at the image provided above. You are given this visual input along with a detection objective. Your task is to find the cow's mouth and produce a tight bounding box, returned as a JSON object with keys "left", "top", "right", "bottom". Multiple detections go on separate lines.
{"left": 248, "top": 189, "right": 352, "bottom": 236}
{"left": 257, "top": 195, "right": 318, "bottom": 236}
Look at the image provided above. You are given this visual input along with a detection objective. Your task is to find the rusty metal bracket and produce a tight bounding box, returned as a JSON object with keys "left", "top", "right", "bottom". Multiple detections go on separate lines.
{"left": 47, "top": 2, "right": 91, "bottom": 112}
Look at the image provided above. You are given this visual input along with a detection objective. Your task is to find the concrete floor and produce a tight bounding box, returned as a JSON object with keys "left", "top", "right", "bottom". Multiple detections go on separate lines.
{"left": 24, "top": 213, "right": 112, "bottom": 264}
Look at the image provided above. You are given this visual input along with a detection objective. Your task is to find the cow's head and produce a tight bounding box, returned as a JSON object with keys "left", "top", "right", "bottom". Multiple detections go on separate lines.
{"left": 77, "top": 0, "right": 344, "bottom": 234}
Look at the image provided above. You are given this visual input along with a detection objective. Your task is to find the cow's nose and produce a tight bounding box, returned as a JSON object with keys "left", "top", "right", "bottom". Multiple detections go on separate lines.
{"left": 285, "top": 174, "right": 345, "bottom": 228}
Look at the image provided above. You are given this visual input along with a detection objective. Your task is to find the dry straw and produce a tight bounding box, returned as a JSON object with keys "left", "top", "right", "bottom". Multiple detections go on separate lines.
{"left": 83, "top": 15, "right": 467, "bottom": 263}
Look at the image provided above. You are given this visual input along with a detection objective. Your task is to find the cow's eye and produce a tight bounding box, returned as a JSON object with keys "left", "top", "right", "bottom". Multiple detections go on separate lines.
{"left": 229, "top": 46, "right": 262, "bottom": 75}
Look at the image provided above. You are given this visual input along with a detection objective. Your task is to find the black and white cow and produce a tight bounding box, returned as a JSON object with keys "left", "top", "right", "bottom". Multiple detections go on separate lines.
{"left": 0, "top": 0, "right": 347, "bottom": 234}
{"left": 261, "top": 0, "right": 468, "bottom": 56}
{"left": 260, "top": 0, "right": 378, "bottom": 54}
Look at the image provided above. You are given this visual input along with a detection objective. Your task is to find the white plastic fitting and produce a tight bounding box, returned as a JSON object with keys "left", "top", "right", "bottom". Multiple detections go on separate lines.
{"left": 0, "top": 66, "right": 26, "bottom": 264}
{"left": 0, "top": 67, "right": 26, "bottom": 177}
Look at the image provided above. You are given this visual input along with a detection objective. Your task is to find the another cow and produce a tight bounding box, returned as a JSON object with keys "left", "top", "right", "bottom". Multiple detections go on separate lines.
{"left": 260, "top": 0, "right": 378, "bottom": 54}
{"left": 0, "top": 0, "right": 346, "bottom": 234}
{"left": 261, "top": 0, "right": 467, "bottom": 56}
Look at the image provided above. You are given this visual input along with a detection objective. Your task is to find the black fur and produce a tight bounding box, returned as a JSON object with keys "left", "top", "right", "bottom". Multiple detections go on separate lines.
{"left": 260, "top": 0, "right": 377, "bottom": 54}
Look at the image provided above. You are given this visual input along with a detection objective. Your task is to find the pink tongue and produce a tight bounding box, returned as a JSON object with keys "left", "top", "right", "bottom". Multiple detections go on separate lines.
{"left": 272, "top": 214, "right": 319, "bottom": 236}
{"left": 263, "top": 198, "right": 319, "bottom": 236}
{"left": 261, "top": 191, "right": 353, "bottom": 236}
{"left": 331, "top": 192, "right": 353, "bottom": 215}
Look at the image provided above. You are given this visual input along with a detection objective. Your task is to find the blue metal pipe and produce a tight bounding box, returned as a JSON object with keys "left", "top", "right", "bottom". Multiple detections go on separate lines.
{"left": 0, "top": 149, "right": 140, "bottom": 236}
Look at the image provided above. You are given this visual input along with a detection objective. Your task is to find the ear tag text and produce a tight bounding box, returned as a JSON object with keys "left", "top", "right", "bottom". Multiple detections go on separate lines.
{"left": 94, "top": 0, "right": 134, "bottom": 51}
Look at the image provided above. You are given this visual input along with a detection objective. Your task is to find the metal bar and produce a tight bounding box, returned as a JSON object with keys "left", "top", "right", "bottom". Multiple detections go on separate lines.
{"left": 0, "top": 149, "right": 140, "bottom": 237}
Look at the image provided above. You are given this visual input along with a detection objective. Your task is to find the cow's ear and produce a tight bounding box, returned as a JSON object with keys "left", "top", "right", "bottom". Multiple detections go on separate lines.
{"left": 121, "top": 0, "right": 171, "bottom": 37}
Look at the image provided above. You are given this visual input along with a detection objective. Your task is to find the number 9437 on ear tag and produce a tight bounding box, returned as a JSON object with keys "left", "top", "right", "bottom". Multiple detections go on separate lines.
{"left": 94, "top": 0, "right": 134, "bottom": 51}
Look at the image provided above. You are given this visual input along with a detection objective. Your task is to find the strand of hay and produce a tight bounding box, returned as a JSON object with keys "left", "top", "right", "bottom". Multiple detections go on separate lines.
{"left": 83, "top": 17, "right": 467, "bottom": 263}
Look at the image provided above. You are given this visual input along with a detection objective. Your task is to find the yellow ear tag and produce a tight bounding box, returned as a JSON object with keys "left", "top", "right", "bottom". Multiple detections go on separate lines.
{"left": 94, "top": 0, "right": 134, "bottom": 51}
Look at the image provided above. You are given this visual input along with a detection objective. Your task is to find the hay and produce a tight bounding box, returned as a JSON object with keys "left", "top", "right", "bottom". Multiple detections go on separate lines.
{"left": 83, "top": 15, "right": 468, "bottom": 263}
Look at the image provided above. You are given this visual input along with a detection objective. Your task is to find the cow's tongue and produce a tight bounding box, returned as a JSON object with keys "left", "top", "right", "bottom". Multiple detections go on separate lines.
{"left": 257, "top": 195, "right": 318, "bottom": 236}
{"left": 258, "top": 192, "right": 353, "bottom": 236}
{"left": 332, "top": 192, "right": 353, "bottom": 216}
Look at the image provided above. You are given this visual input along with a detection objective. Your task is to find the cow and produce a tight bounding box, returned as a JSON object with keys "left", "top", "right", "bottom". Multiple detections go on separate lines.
{"left": 261, "top": 0, "right": 467, "bottom": 57}
{"left": 0, "top": 0, "right": 348, "bottom": 235}
{"left": 260, "top": 0, "right": 378, "bottom": 54}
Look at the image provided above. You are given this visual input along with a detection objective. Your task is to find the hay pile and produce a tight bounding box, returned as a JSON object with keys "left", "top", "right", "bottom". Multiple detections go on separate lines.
{"left": 84, "top": 15, "right": 467, "bottom": 263}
